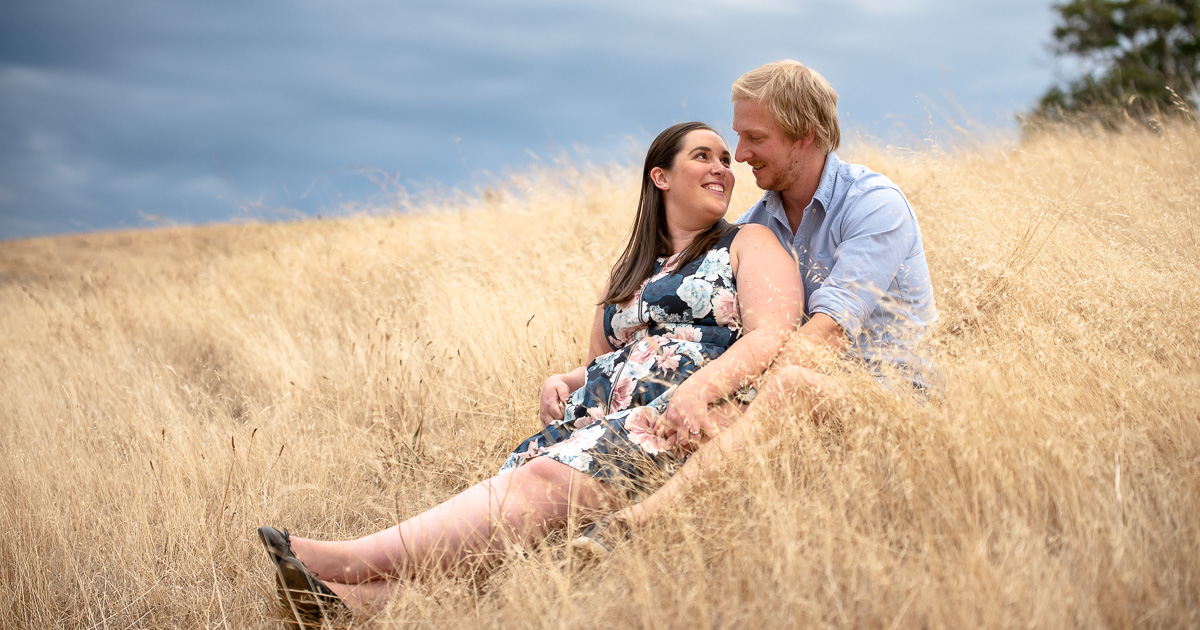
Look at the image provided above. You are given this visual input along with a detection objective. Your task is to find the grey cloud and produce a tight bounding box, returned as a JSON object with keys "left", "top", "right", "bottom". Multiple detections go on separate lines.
{"left": 1, "top": 0, "right": 1057, "bottom": 240}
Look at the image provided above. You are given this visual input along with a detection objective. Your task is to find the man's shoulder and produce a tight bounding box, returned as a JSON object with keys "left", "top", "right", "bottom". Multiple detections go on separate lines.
{"left": 827, "top": 156, "right": 911, "bottom": 219}
{"left": 733, "top": 192, "right": 775, "bottom": 225}
{"left": 833, "top": 157, "right": 903, "bottom": 197}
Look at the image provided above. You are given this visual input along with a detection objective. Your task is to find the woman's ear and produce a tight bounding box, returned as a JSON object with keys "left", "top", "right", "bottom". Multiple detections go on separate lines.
{"left": 650, "top": 167, "right": 670, "bottom": 190}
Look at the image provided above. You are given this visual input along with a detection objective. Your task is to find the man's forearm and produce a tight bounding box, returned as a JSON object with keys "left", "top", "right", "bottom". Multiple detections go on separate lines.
{"left": 682, "top": 325, "right": 790, "bottom": 405}
{"left": 774, "top": 312, "right": 848, "bottom": 368}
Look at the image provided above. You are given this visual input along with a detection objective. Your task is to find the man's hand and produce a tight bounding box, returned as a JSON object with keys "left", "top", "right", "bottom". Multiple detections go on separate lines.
{"left": 657, "top": 383, "right": 717, "bottom": 448}
{"left": 539, "top": 374, "right": 572, "bottom": 426}
{"left": 775, "top": 312, "right": 847, "bottom": 367}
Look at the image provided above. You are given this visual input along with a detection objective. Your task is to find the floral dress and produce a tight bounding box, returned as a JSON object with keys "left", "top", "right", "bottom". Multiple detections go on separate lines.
{"left": 499, "top": 226, "right": 748, "bottom": 496}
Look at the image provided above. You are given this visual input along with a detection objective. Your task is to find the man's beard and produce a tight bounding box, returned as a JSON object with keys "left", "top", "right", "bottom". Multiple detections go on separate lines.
{"left": 758, "top": 145, "right": 806, "bottom": 192}
{"left": 760, "top": 158, "right": 800, "bottom": 193}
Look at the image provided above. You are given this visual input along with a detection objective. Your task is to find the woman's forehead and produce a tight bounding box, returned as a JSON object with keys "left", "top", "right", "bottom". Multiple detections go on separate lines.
{"left": 681, "top": 129, "right": 729, "bottom": 152}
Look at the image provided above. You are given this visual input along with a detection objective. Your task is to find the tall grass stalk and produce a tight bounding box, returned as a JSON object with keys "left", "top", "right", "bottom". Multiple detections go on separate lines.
{"left": 2, "top": 124, "right": 1198, "bottom": 628}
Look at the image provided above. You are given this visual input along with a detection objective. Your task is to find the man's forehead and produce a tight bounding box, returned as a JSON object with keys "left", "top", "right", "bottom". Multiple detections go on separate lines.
{"left": 731, "top": 119, "right": 770, "bottom": 134}
{"left": 732, "top": 101, "right": 773, "bottom": 133}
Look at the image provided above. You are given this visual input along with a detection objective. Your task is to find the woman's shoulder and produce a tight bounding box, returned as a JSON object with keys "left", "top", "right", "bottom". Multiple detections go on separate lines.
{"left": 727, "top": 223, "right": 790, "bottom": 278}
{"left": 715, "top": 221, "right": 765, "bottom": 246}
{"left": 729, "top": 223, "right": 781, "bottom": 250}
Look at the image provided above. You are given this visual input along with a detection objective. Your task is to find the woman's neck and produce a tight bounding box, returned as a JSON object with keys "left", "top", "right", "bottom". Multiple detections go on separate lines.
{"left": 667, "top": 225, "right": 707, "bottom": 254}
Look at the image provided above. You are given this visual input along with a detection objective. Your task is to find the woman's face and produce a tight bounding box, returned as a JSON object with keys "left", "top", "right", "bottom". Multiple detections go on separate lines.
{"left": 656, "top": 129, "right": 735, "bottom": 229}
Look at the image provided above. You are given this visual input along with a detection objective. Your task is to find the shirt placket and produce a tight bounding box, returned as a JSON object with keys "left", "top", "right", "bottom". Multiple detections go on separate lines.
{"left": 796, "top": 204, "right": 823, "bottom": 313}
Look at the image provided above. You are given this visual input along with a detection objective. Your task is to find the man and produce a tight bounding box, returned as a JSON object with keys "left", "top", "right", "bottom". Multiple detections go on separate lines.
{"left": 730, "top": 59, "right": 936, "bottom": 394}
{"left": 572, "top": 59, "right": 937, "bottom": 553}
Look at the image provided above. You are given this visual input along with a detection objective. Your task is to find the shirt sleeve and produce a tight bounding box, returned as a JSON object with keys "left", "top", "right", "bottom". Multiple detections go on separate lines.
{"left": 807, "top": 186, "right": 917, "bottom": 339}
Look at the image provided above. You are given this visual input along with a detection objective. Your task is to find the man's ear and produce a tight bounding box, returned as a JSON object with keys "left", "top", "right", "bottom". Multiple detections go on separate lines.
{"left": 650, "top": 167, "right": 670, "bottom": 190}
{"left": 796, "top": 130, "right": 816, "bottom": 151}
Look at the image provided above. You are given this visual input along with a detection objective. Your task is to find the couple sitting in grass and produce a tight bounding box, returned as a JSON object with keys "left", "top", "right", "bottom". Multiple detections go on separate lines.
{"left": 257, "top": 59, "right": 937, "bottom": 623}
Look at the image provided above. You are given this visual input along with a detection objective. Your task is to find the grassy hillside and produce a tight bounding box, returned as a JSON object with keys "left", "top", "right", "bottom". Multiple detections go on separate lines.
{"left": 2, "top": 123, "right": 1198, "bottom": 629}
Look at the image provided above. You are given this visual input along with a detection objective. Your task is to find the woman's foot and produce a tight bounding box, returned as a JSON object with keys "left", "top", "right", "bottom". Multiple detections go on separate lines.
{"left": 258, "top": 526, "right": 350, "bottom": 622}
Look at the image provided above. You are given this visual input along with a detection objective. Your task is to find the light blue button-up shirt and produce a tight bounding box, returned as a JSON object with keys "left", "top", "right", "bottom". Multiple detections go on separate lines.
{"left": 736, "top": 152, "right": 937, "bottom": 388}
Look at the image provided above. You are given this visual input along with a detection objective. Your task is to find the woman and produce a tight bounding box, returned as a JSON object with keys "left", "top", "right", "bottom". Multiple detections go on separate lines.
{"left": 257, "top": 121, "right": 804, "bottom": 620}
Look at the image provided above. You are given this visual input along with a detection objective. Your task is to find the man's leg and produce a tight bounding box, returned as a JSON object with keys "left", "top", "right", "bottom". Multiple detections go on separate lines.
{"left": 618, "top": 365, "right": 839, "bottom": 527}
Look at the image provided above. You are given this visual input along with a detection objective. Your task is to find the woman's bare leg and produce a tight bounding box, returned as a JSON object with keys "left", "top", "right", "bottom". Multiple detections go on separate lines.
{"left": 290, "top": 457, "right": 615, "bottom": 584}
{"left": 619, "top": 365, "right": 838, "bottom": 527}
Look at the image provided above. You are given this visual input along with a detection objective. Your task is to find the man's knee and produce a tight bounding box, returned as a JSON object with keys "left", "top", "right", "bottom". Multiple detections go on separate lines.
{"left": 764, "top": 364, "right": 817, "bottom": 396}
{"left": 760, "top": 365, "right": 837, "bottom": 412}
{"left": 793, "top": 366, "right": 834, "bottom": 394}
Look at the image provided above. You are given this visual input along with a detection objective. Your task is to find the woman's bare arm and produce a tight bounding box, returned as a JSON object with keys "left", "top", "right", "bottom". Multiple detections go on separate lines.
{"left": 538, "top": 293, "right": 616, "bottom": 425}
{"left": 657, "top": 224, "right": 803, "bottom": 441}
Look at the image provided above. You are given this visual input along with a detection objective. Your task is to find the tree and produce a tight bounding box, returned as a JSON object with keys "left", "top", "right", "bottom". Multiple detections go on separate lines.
{"left": 1029, "top": 0, "right": 1200, "bottom": 124}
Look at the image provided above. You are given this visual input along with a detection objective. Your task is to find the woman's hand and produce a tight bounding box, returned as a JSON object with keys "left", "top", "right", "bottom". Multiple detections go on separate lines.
{"left": 536, "top": 302, "right": 611, "bottom": 427}
{"left": 539, "top": 374, "right": 573, "bottom": 426}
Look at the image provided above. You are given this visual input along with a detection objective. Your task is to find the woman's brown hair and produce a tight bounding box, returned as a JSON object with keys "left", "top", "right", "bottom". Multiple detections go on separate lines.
{"left": 601, "top": 122, "right": 733, "bottom": 305}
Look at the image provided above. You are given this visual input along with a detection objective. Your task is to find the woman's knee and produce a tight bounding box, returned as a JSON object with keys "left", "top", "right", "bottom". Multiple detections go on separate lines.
{"left": 490, "top": 458, "right": 609, "bottom": 520}
{"left": 521, "top": 457, "right": 612, "bottom": 509}
{"left": 491, "top": 458, "right": 573, "bottom": 503}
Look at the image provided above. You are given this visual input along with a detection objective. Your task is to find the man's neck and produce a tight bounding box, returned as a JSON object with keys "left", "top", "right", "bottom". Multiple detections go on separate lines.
{"left": 778, "top": 161, "right": 823, "bottom": 235}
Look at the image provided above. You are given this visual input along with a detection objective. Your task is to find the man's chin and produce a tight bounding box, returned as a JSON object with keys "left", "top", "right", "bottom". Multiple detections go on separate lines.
{"left": 754, "top": 174, "right": 780, "bottom": 192}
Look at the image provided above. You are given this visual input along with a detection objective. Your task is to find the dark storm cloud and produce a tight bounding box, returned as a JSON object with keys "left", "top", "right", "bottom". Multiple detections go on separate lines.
{"left": 0, "top": 0, "right": 1057, "bottom": 240}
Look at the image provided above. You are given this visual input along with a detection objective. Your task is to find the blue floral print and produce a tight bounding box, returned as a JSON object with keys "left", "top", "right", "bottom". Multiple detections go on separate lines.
{"left": 499, "top": 227, "right": 746, "bottom": 495}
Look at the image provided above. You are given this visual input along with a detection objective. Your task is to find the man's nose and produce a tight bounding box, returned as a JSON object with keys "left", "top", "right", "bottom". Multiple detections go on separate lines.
{"left": 734, "top": 141, "right": 749, "bottom": 163}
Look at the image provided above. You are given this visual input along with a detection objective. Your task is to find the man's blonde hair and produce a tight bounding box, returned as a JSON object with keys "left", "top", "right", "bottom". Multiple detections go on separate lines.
{"left": 731, "top": 60, "right": 841, "bottom": 153}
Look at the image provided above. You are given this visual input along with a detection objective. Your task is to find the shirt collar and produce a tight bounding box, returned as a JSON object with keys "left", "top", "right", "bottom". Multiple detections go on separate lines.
{"left": 761, "top": 190, "right": 786, "bottom": 228}
{"left": 812, "top": 151, "right": 840, "bottom": 212}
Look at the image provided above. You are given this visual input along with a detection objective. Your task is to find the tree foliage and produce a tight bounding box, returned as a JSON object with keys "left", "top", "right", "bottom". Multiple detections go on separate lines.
{"left": 1030, "top": 0, "right": 1200, "bottom": 124}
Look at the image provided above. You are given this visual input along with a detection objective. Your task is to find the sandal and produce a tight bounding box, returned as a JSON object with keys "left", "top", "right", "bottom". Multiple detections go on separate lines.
{"left": 257, "top": 526, "right": 295, "bottom": 566}
{"left": 258, "top": 526, "right": 349, "bottom": 622}
{"left": 570, "top": 515, "right": 631, "bottom": 559}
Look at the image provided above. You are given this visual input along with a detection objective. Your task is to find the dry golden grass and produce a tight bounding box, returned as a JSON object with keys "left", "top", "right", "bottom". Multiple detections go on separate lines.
{"left": 2, "top": 122, "right": 1199, "bottom": 629}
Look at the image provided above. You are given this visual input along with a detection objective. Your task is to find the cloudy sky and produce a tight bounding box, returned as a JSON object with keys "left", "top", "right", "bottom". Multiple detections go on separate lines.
{"left": 0, "top": 0, "right": 1065, "bottom": 240}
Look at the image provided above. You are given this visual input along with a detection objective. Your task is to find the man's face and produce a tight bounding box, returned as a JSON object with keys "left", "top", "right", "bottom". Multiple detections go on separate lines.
{"left": 732, "top": 98, "right": 804, "bottom": 192}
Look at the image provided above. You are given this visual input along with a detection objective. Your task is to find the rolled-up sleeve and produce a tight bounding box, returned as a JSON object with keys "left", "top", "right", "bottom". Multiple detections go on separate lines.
{"left": 808, "top": 187, "right": 916, "bottom": 339}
